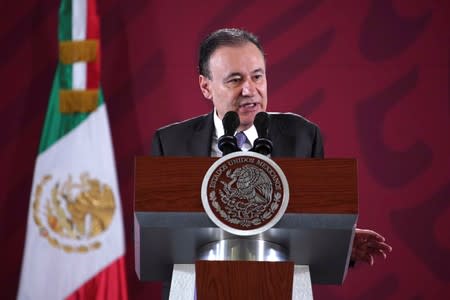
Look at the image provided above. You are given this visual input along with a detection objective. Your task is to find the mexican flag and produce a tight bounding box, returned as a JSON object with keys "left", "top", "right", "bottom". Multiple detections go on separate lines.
{"left": 18, "top": 0, "right": 128, "bottom": 299}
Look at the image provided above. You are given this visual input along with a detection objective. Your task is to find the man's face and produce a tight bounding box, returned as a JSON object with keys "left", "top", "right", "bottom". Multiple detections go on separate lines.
{"left": 199, "top": 42, "right": 268, "bottom": 131}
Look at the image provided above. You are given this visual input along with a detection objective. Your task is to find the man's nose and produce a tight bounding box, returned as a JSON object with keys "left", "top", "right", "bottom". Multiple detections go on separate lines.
{"left": 242, "top": 79, "right": 256, "bottom": 96}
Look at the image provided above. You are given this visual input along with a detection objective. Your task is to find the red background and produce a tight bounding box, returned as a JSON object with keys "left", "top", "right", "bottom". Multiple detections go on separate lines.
{"left": 1, "top": 0, "right": 449, "bottom": 299}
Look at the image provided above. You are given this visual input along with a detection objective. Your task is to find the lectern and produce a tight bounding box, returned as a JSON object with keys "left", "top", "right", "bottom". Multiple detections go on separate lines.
{"left": 134, "top": 156, "right": 358, "bottom": 299}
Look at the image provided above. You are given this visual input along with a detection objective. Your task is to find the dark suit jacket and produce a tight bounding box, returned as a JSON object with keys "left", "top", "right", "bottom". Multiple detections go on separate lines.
{"left": 151, "top": 111, "right": 324, "bottom": 158}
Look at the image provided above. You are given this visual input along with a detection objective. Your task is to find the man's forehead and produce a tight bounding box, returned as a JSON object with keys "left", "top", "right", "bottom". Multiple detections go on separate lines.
{"left": 209, "top": 44, "right": 265, "bottom": 74}
{"left": 210, "top": 43, "right": 264, "bottom": 61}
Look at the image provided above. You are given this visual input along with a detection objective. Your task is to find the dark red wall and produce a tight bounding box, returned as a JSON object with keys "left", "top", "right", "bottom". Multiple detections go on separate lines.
{"left": 1, "top": 0, "right": 449, "bottom": 299}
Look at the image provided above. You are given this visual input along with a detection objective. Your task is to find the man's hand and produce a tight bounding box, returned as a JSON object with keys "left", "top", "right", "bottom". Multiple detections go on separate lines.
{"left": 351, "top": 228, "right": 392, "bottom": 266}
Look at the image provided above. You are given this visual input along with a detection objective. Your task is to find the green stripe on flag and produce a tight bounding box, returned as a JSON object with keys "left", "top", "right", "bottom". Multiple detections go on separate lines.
{"left": 59, "top": 0, "right": 72, "bottom": 89}
{"left": 59, "top": 0, "right": 72, "bottom": 41}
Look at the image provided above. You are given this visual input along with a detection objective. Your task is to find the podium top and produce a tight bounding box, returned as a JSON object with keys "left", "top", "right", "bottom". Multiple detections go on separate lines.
{"left": 135, "top": 157, "right": 357, "bottom": 214}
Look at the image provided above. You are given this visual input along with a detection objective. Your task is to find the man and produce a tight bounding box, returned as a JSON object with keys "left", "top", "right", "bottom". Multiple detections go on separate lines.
{"left": 152, "top": 28, "right": 391, "bottom": 265}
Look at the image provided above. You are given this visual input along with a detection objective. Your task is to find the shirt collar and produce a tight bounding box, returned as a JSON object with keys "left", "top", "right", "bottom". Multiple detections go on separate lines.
{"left": 213, "top": 109, "right": 258, "bottom": 146}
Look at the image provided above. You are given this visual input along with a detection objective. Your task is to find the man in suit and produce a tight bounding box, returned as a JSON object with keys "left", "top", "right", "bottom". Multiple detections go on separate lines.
{"left": 152, "top": 28, "right": 391, "bottom": 265}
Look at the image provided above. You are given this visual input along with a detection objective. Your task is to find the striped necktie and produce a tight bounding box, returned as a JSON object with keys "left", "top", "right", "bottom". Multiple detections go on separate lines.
{"left": 235, "top": 131, "right": 247, "bottom": 149}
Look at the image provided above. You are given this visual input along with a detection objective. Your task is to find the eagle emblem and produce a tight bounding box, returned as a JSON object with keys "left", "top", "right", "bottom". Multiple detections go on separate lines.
{"left": 220, "top": 165, "right": 274, "bottom": 220}
{"left": 32, "top": 173, "right": 116, "bottom": 253}
{"left": 202, "top": 152, "right": 289, "bottom": 236}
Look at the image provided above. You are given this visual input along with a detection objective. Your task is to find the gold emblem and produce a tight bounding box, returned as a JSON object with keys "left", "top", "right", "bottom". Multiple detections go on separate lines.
{"left": 33, "top": 173, "right": 116, "bottom": 253}
{"left": 202, "top": 152, "right": 289, "bottom": 236}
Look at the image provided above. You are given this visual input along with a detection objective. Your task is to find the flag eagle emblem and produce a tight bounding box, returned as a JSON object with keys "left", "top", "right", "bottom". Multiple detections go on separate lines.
{"left": 32, "top": 172, "right": 116, "bottom": 253}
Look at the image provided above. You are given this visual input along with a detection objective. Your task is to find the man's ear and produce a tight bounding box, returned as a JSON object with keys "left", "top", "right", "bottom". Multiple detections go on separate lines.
{"left": 199, "top": 75, "right": 212, "bottom": 99}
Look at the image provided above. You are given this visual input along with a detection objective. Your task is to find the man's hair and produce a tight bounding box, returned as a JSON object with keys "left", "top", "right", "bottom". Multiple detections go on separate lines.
{"left": 198, "top": 28, "right": 265, "bottom": 79}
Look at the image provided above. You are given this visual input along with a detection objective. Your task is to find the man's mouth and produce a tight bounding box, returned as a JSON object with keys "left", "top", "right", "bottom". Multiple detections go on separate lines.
{"left": 239, "top": 102, "right": 257, "bottom": 109}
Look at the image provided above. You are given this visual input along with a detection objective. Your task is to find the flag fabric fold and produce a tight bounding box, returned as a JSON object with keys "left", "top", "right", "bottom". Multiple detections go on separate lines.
{"left": 18, "top": 0, "right": 128, "bottom": 299}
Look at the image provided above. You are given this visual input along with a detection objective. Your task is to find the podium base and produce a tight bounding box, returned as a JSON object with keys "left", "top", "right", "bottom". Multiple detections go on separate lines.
{"left": 293, "top": 265, "right": 313, "bottom": 300}
{"left": 168, "top": 264, "right": 195, "bottom": 300}
{"left": 168, "top": 263, "right": 313, "bottom": 300}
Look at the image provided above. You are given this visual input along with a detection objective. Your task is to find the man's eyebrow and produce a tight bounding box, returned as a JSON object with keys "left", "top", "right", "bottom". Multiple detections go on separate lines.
{"left": 224, "top": 68, "right": 265, "bottom": 79}
{"left": 251, "top": 68, "right": 265, "bottom": 74}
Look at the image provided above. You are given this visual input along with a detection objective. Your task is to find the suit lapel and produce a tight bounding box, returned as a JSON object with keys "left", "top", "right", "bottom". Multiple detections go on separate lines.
{"left": 269, "top": 117, "right": 296, "bottom": 158}
{"left": 188, "top": 112, "right": 214, "bottom": 156}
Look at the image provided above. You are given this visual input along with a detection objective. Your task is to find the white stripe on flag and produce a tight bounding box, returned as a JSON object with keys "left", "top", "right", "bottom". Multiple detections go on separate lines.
{"left": 72, "top": 0, "right": 87, "bottom": 89}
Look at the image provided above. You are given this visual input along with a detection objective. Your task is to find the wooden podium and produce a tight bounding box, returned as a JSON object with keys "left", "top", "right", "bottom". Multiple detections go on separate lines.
{"left": 134, "top": 157, "right": 358, "bottom": 299}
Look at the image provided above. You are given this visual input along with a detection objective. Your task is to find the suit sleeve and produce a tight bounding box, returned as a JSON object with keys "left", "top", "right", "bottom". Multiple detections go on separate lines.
{"left": 151, "top": 131, "right": 163, "bottom": 156}
{"left": 312, "top": 125, "right": 324, "bottom": 158}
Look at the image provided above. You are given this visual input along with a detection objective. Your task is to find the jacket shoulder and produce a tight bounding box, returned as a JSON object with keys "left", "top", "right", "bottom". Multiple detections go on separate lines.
{"left": 268, "top": 112, "right": 323, "bottom": 158}
{"left": 269, "top": 112, "right": 319, "bottom": 130}
{"left": 156, "top": 113, "right": 211, "bottom": 135}
{"left": 151, "top": 113, "right": 213, "bottom": 156}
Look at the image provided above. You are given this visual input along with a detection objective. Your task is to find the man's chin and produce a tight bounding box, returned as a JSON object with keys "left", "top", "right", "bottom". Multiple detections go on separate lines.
{"left": 238, "top": 114, "right": 258, "bottom": 130}
{"left": 240, "top": 109, "right": 261, "bottom": 119}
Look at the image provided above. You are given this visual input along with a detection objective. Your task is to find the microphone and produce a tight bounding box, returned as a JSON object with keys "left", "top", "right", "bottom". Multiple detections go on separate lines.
{"left": 218, "top": 111, "right": 240, "bottom": 155}
{"left": 223, "top": 111, "right": 240, "bottom": 136}
{"left": 251, "top": 112, "right": 273, "bottom": 156}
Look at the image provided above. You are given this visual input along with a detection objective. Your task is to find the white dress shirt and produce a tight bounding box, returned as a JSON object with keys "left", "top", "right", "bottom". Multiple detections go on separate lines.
{"left": 210, "top": 109, "right": 258, "bottom": 157}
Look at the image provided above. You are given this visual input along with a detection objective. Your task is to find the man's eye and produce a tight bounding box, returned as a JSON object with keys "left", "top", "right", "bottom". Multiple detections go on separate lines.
{"left": 253, "top": 74, "right": 263, "bottom": 81}
{"left": 228, "top": 78, "right": 241, "bottom": 83}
